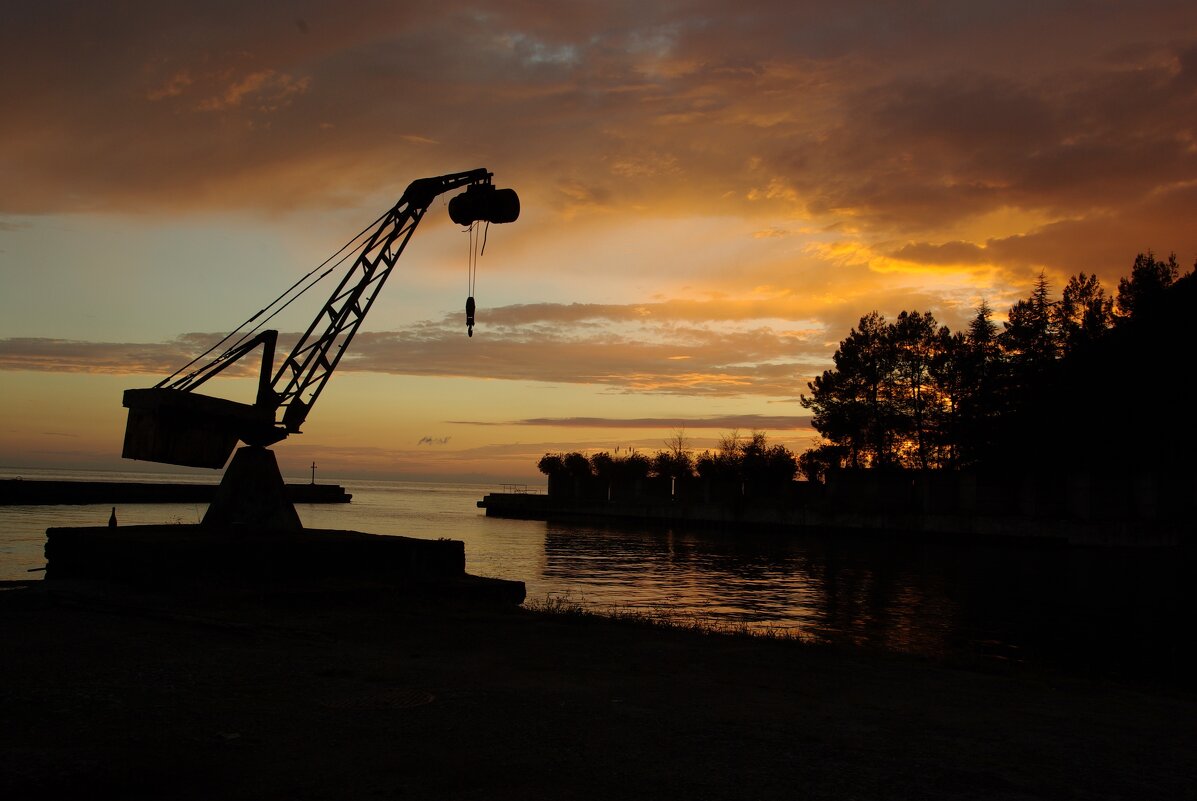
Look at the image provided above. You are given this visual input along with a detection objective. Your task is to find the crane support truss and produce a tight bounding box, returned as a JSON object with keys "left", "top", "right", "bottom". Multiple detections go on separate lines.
{"left": 273, "top": 202, "right": 424, "bottom": 434}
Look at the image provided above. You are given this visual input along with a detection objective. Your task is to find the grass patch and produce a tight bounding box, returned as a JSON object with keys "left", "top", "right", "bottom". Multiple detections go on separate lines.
{"left": 522, "top": 593, "right": 809, "bottom": 642}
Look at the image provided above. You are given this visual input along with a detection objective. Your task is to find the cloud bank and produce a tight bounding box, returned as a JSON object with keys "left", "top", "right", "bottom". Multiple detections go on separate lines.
{"left": 3, "top": 0, "right": 1194, "bottom": 288}
{"left": 0, "top": 300, "right": 826, "bottom": 397}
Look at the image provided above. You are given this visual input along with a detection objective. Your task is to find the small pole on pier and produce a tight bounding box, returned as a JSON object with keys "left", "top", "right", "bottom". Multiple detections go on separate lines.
{"left": 310, "top": 461, "right": 317, "bottom": 485}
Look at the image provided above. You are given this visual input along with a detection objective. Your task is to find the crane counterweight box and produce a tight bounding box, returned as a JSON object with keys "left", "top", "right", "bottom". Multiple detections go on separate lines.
{"left": 122, "top": 388, "right": 274, "bottom": 469}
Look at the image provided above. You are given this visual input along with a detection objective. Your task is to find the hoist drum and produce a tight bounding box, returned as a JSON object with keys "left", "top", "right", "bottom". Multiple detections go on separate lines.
{"left": 448, "top": 185, "right": 520, "bottom": 226}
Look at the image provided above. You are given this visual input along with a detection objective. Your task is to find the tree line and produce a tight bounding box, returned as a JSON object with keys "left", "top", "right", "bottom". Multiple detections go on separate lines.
{"left": 798, "top": 252, "right": 1195, "bottom": 480}
{"left": 533, "top": 250, "right": 1193, "bottom": 499}
{"left": 538, "top": 430, "right": 798, "bottom": 502}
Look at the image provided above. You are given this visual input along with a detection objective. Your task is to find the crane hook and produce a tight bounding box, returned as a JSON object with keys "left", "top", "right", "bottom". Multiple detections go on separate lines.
{"left": 466, "top": 295, "right": 476, "bottom": 337}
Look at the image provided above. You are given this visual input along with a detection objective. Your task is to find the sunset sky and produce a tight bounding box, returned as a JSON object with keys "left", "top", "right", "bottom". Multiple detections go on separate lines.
{"left": 2, "top": 1, "right": 1196, "bottom": 483}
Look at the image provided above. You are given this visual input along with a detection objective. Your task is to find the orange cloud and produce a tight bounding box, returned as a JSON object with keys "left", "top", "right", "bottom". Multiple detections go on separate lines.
{"left": 146, "top": 70, "right": 193, "bottom": 101}
{"left": 196, "top": 69, "right": 310, "bottom": 112}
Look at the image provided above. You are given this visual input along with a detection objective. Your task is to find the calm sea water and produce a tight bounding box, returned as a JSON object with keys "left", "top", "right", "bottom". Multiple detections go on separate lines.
{"left": 2, "top": 467, "right": 1193, "bottom": 675}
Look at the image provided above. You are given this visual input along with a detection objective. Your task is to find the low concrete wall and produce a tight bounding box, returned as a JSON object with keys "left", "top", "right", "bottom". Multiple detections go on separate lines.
{"left": 479, "top": 474, "right": 1195, "bottom": 547}
{"left": 2, "top": 479, "right": 351, "bottom": 505}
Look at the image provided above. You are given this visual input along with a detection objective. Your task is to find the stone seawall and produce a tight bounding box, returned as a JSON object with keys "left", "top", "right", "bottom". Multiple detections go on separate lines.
{"left": 1, "top": 479, "right": 352, "bottom": 505}
{"left": 477, "top": 492, "right": 1191, "bottom": 547}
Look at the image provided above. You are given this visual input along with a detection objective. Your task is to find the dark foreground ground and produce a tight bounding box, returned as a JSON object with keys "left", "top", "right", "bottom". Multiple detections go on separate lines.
{"left": 1, "top": 579, "right": 1193, "bottom": 801}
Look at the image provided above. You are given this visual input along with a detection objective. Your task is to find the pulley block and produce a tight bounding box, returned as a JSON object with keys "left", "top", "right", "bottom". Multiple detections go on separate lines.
{"left": 449, "top": 183, "right": 520, "bottom": 226}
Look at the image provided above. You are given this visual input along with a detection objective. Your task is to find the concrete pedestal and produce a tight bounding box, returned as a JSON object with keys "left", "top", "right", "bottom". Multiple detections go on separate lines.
{"left": 203, "top": 446, "right": 302, "bottom": 531}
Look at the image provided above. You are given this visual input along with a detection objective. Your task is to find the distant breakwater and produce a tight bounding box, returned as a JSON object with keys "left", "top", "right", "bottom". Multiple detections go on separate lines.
{"left": 1, "top": 479, "right": 351, "bottom": 506}
{"left": 479, "top": 469, "right": 1197, "bottom": 547}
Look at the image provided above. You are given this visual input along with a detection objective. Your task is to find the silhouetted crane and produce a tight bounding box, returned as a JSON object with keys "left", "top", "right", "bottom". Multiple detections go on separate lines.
{"left": 121, "top": 169, "right": 518, "bottom": 528}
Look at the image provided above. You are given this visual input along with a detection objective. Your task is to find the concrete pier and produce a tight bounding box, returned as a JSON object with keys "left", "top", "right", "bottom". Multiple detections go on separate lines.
{"left": 43, "top": 524, "right": 526, "bottom": 604}
{"left": 1, "top": 479, "right": 352, "bottom": 505}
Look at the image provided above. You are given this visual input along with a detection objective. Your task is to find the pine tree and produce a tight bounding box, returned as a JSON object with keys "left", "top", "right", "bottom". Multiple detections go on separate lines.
{"left": 1116, "top": 252, "right": 1181, "bottom": 321}
{"left": 1056, "top": 272, "right": 1112, "bottom": 354}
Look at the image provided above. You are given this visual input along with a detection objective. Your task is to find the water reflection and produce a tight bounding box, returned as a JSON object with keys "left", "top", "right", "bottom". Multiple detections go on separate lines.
{"left": 540, "top": 523, "right": 1196, "bottom": 675}
{"left": 540, "top": 524, "right": 962, "bottom": 652}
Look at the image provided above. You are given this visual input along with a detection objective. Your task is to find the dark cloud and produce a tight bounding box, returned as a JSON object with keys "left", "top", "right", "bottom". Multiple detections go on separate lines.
{"left": 888, "top": 183, "right": 1197, "bottom": 287}
{"left": 5, "top": 1, "right": 1195, "bottom": 233}
{"left": 889, "top": 241, "right": 989, "bottom": 266}
{"left": 417, "top": 435, "right": 451, "bottom": 445}
{"left": 345, "top": 323, "right": 818, "bottom": 396}
{"left": 0, "top": 336, "right": 208, "bottom": 375}
{"left": 0, "top": 300, "right": 827, "bottom": 396}
{"left": 478, "top": 298, "right": 830, "bottom": 325}
{"left": 452, "top": 415, "right": 811, "bottom": 429}
{"left": 771, "top": 57, "right": 1197, "bottom": 233}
